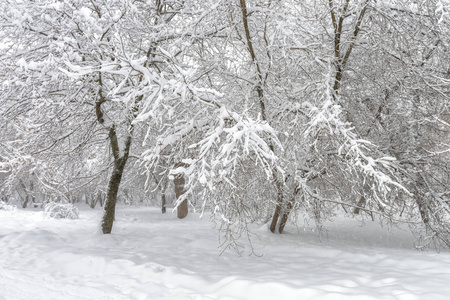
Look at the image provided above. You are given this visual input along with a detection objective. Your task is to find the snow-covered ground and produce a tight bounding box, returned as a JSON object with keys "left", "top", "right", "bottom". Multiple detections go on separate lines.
{"left": 1, "top": 206, "right": 449, "bottom": 300}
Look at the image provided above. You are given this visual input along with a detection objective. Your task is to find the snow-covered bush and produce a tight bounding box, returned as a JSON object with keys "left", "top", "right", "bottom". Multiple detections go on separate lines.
{"left": 44, "top": 202, "right": 79, "bottom": 219}
{"left": 0, "top": 201, "right": 16, "bottom": 211}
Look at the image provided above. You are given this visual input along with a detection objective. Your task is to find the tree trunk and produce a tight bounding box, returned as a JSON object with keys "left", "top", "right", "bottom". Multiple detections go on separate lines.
{"left": 98, "top": 192, "right": 104, "bottom": 207}
{"left": 353, "top": 196, "right": 366, "bottom": 215}
{"left": 269, "top": 179, "right": 284, "bottom": 233}
{"left": 101, "top": 127, "right": 132, "bottom": 234}
{"left": 162, "top": 179, "right": 168, "bottom": 213}
{"left": 278, "top": 199, "right": 293, "bottom": 234}
{"left": 161, "top": 192, "right": 167, "bottom": 214}
{"left": 174, "top": 174, "right": 188, "bottom": 219}
{"left": 414, "top": 174, "right": 430, "bottom": 226}
{"left": 19, "top": 180, "right": 29, "bottom": 208}
{"left": 239, "top": 0, "right": 284, "bottom": 233}
{"left": 22, "top": 195, "right": 29, "bottom": 209}
{"left": 101, "top": 158, "right": 127, "bottom": 234}
{"left": 30, "top": 180, "right": 36, "bottom": 206}
{"left": 278, "top": 191, "right": 302, "bottom": 234}
{"left": 155, "top": 174, "right": 168, "bottom": 214}
{"left": 161, "top": 178, "right": 168, "bottom": 214}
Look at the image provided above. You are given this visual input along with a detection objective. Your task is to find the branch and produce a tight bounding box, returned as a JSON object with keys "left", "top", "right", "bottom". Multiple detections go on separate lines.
{"left": 238, "top": 0, "right": 266, "bottom": 120}
{"left": 342, "top": 1, "right": 369, "bottom": 69}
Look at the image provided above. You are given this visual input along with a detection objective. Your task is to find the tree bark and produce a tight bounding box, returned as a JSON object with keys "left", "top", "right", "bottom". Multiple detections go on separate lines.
{"left": 19, "top": 180, "right": 29, "bottom": 208}
{"left": 101, "top": 128, "right": 132, "bottom": 234}
{"left": 98, "top": 192, "right": 104, "bottom": 207}
{"left": 278, "top": 187, "right": 301, "bottom": 233}
{"left": 353, "top": 196, "right": 366, "bottom": 215}
{"left": 101, "top": 158, "right": 127, "bottom": 233}
{"left": 278, "top": 199, "right": 293, "bottom": 234}
{"left": 174, "top": 173, "right": 188, "bottom": 219}
{"left": 96, "top": 68, "right": 133, "bottom": 233}
{"left": 156, "top": 178, "right": 168, "bottom": 213}
{"left": 161, "top": 191, "right": 167, "bottom": 214}
{"left": 414, "top": 174, "right": 430, "bottom": 226}
{"left": 269, "top": 180, "right": 284, "bottom": 233}
{"left": 161, "top": 179, "right": 168, "bottom": 214}
{"left": 154, "top": 174, "right": 168, "bottom": 213}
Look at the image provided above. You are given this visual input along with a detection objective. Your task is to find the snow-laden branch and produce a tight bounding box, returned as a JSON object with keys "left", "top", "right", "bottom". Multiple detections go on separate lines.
{"left": 305, "top": 75, "right": 409, "bottom": 207}
{"left": 186, "top": 107, "right": 281, "bottom": 183}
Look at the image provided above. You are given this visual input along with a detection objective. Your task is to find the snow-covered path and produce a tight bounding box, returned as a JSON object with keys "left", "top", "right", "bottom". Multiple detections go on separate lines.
{"left": 1, "top": 207, "right": 450, "bottom": 299}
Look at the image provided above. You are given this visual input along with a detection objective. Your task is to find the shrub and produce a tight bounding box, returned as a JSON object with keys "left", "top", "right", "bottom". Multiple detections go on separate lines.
{"left": 0, "top": 201, "right": 16, "bottom": 211}
{"left": 44, "top": 202, "right": 79, "bottom": 219}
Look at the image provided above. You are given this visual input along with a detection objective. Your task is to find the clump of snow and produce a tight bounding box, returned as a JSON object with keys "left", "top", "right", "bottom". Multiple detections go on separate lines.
{"left": 44, "top": 202, "right": 79, "bottom": 219}
{"left": 0, "top": 201, "right": 16, "bottom": 211}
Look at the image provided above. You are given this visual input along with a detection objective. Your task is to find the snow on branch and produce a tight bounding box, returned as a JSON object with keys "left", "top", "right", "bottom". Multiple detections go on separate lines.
{"left": 169, "top": 106, "right": 281, "bottom": 220}
{"left": 436, "top": 0, "right": 450, "bottom": 24}
{"left": 185, "top": 107, "right": 281, "bottom": 184}
{"left": 305, "top": 77, "right": 409, "bottom": 206}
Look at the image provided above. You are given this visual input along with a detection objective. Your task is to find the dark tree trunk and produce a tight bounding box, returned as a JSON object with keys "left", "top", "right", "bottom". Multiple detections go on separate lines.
{"left": 19, "top": 180, "right": 29, "bottom": 208}
{"left": 154, "top": 174, "right": 168, "bottom": 214}
{"left": 277, "top": 184, "right": 302, "bottom": 234}
{"left": 98, "top": 192, "right": 104, "bottom": 207}
{"left": 269, "top": 179, "right": 284, "bottom": 233}
{"left": 161, "top": 192, "right": 167, "bottom": 214}
{"left": 101, "top": 127, "right": 132, "bottom": 234}
{"left": 353, "top": 196, "right": 366, "bottom": 215}
{"left": 174, "top": 174, "right": 188, "bottom": 219}
{"left": 30, "top": 180, "right": 36, "bottom": 205}
{"left": 22, "top": 195, "right": 29, "bottom": 209}
{"left": 177, "top": 199, "right": 188, "bottom": 219}
{"left": 161, "top": 178, "right": 168, "bottom": 214}
{"left": 278, "top": 201, "right": 293, "bottom": 234}
{"left": 101, "top": 158, "right": 127, "bottom": 234}
{"left": 414, "top": 174, "right": 430, "bottom": 226}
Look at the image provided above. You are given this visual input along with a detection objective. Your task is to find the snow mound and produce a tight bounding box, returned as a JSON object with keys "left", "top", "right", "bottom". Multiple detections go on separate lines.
{"left": 44, "top": 202, "right": 79, "bottom": 219}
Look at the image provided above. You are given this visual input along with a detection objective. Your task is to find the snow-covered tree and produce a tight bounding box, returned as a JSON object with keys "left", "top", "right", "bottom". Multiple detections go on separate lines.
{"left": 1, "top": 0, "right": 450, "bottom": 250}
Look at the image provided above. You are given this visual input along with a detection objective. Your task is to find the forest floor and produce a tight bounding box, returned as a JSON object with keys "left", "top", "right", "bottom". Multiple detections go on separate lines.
{"left": 1, "top": 205, "right": 450, "bottom": 300}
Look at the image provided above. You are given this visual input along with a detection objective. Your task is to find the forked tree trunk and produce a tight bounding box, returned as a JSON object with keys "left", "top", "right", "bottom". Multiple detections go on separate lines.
{"left": 96, "top": 73, "right": 134, "bottom": 234}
